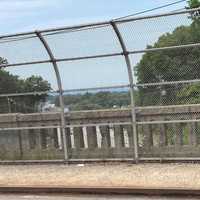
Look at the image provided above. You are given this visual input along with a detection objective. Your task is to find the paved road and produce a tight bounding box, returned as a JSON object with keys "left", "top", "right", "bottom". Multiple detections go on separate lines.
{"left": 0, "top": 195, "right": 197, "bottom": 200}
{"left": 1, "top": 164, "right": 200, "bottom": 189}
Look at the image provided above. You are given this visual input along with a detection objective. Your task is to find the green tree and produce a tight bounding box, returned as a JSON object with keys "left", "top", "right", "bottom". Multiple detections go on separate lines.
{"left": 21, "top": 76, "right": 51, "bottom": 112}
{"left": 0, "top": 56, "right": 51, "bottom": 113}
{"left": 55, "top": 91, "right": 131, "bottom": 111}
{"left": 177, "top": 83, "right": 200, "bottom": 104}
{"left": 0, "top": 57, "right": 7, "bottom": 65}
{"left": 135, "top": 2, "right": 200, "bottom": 106}
{"left": 0, "top": 69, "right": 23, "bottom": 113}
{"left": 188, "top": 0, "right": 200, "bottom": 8}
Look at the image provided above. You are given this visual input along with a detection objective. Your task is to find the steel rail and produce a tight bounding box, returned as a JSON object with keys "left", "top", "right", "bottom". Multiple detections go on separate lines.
{"left": 41, "top": 23, "right": 110, "bottom": 37}
{"left": 0, "top": 126, "right": 61, "bottom": 131}
{"left": 137, "top": 119, "right": 200, "bottom": 125}
{"left": 139, "top": 157, "right": 200, "bottom": 161}
{"left": 1, "top": 157, "right": 200, "bottom": 164}
{"left": 136, "top": 103, "right": 200, "bottom": 109}
{"left": 0, "top": 24, "right": 110, "bottom": 43}
{"left": 0, "top": 59, "right": 52, "bottom": 68}
{"left": 65, "top": 122, "right": 132, "bottom": 128}
{"left": 0, "top": 35, "right": 37, "bottom": 44}
{"left": 0, "top": 91, "right": 56, "bottom": 98}
{"left": 0, "top": 102, "right": 197, "bottom": 114}
{"left": 35, "top": 31, "right": 69, "bottom": 162}
{"left": 69, "top": 157, "right": 200, "bottom": 162}
{"left": 0, "top": 7, "right": 199, "bottom": 40}
{"left": 1, "top": 42, "right": 200, "bottom": 69}
{"left": 129, "top": 42, "right": 200, "bottom": 55}
{"left": 135, "top": 78, "right": 200, "bottom": 87}
{"left": 114, "top": 0, "right": 187, "bottom": 20}
{"left": 0, "top": 21, "right": 110, "bottom": 40}
{"left": 0, "top": 84, "right": 129, "bottom": 98}
{"left": 1, "top": 118, "right": 200, "bottom": 132}
{"left": 0, "top": 160, "right": 65, "bottom": 165}
{"left": 0, "top": 122, "right": 132, "bottom": 131}
{"left": 113, "top": 7, "right": 200, "bottom": 23}
{"left": 0, "top": 52, "right": 123, "bottom": 68}
{"left": 0, "top": 77, "right": 199, "bottom": 98}
{"left": 62, "top": 84, "right": 130, "bottom": 93}
{"left": 0, "top": 186, "right": 200, "bottom": 196}
{"left": 111, "top": 21, "right": 139, "bottom": 163}
{"left": 54, "top": 52, "right": 123, "bottom": 62}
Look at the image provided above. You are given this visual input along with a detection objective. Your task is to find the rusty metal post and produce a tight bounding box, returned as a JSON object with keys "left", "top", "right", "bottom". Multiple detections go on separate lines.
{"left": 35, "top": 31, "right": 68, "bottom": 162}
{"left": 110, "top": 21, "right": 139, "bottom": 163}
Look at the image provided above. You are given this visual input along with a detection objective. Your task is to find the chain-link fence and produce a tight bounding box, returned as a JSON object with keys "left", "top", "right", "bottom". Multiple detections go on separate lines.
{"left": 0, "top": 8, "right": 200, "bottom": 162}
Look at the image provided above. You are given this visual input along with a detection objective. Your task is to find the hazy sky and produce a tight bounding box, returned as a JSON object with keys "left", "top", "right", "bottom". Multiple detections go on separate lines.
{"left": 0, "top": 0, "right": 187, "bottom": 34}
{"left": 0, "top": 0, "right": 189, "bottom": 91}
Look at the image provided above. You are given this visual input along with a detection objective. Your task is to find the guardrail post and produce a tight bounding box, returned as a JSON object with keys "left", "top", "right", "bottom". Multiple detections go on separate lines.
{"left": 110, "top": 21, "right": 139, "bottom": 163}
{"left": 35, "top": 31, "right": 69, "bottom": 163}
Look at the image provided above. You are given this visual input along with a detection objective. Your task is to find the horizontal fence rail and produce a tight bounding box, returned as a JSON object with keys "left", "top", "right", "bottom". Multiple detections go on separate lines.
{"left": 0, "top": 7, "right": 199, "bottom": 39}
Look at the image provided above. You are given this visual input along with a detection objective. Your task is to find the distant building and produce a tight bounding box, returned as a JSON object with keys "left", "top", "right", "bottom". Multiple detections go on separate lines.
{"left": 40, "top": 101, "right": 69, "bottom": 113}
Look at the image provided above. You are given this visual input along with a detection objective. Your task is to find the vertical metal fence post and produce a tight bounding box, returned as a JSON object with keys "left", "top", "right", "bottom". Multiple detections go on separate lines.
{"left": 35, "top": 31, "right": 69, "bottom": 163}
{"left": 111, "top": 21, "right": 139, "bottom": 163}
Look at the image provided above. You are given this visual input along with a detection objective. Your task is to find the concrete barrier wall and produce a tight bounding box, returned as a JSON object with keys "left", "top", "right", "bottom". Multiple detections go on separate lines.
{"left": 0, "top": 105, "right": 200, "bottom": 160}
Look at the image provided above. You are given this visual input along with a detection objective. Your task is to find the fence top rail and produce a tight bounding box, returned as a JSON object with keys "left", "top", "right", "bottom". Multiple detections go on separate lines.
{"left": 0, "top": 7, "right": 199, "bottom": 40}
{"left": 0, "top": 84, "right": 129, "bottom": 98}
{"left": 1, "top": 77, "right": 200, "bottom": 98}
{"left": 113, "top": 7, "right": 200, "bottom": 23}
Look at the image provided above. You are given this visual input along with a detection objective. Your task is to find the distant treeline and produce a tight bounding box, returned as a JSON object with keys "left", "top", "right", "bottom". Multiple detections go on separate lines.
{"left": 54, "top": 91, "right": 131, "bottom": 111}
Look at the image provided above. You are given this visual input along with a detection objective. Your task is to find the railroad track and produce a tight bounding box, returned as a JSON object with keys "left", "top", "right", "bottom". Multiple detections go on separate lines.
{"left": 0, "top": 186, "right": 199, "bottom": 197}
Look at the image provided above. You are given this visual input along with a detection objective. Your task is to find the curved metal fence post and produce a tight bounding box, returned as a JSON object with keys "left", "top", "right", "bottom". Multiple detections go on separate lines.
{"left": 35, "top": 31, "right": 68, "bottom": 163}
{"left": 110, "top": 21, "right": 139, "bottom": 163}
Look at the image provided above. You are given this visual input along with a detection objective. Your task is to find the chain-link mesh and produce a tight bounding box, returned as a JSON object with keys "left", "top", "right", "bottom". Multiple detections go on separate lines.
{"left": 0, "top": 8, "right": 200, "bottom": 161}
{"left": 0, "top": 127, "right": 64, "bottom": 160}
{"left": 0, "top": 34, "right": 49, "bottom": 63}
{"left": 57, "top": 56, "right": 129, "bottom": 90}
{"left": 42, "top": 25, "right": 122, "bottom": 59}
{"left": 135, "top": 82, "right": 200, "bottom": 107}
{"left": 137, "top": 121, "right": 200, "bottom": 158}
{"left": 117, "top": 11, "right": 200, "bottom": 51}
{"left": 61, "top": 86, "right": 130, "bottom": 112}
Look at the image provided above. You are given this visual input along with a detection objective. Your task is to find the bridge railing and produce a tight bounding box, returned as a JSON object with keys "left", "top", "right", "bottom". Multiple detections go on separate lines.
{"left": 0, "top": 8, "right": 200, "bottom": 162}
{"left": 0, "top": 105, "right": 200, "bottom": 161}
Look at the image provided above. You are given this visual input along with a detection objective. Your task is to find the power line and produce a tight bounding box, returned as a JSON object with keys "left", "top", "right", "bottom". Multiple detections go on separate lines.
{"left": 170, "top": 7, "right": 187, "bottom": 12}
{"left": 0, "top": 1, "right": 188, "bottom": 43}
{"left": 115, "top": 0, "right": 187, "bottom": 20}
